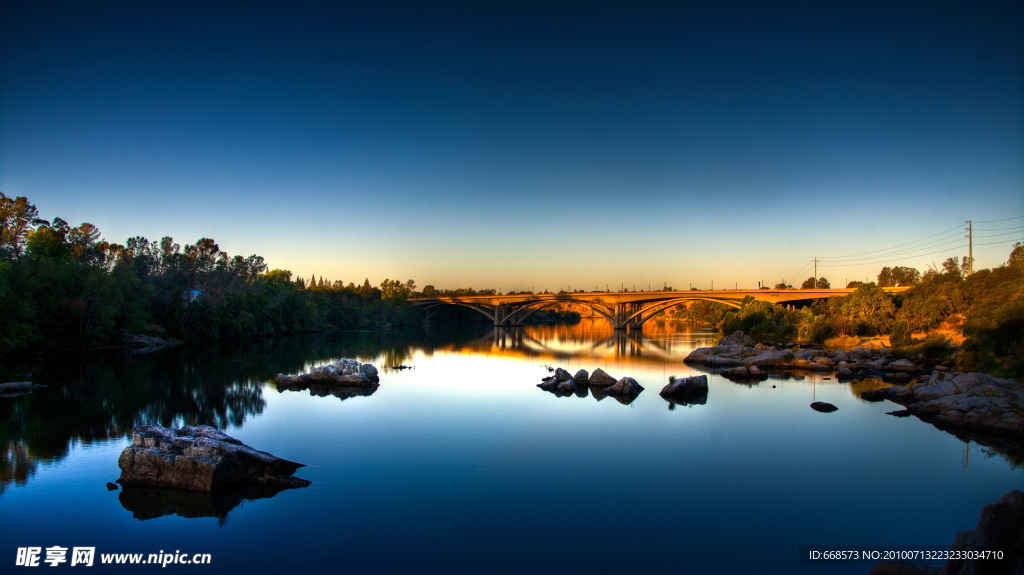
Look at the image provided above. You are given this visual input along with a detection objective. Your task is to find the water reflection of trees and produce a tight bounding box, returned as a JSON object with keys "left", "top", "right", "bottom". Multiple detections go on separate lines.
{"left": 0, "top": 344, "right": 272, "bottom": 494}
{"left": 0, "top": 328, "right": 496, "bottom": 492}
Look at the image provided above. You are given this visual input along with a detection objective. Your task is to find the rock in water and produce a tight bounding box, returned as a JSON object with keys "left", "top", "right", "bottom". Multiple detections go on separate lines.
{"left": 573, "top": 369, "right": 590, "bottom": 386}
{"left": 603, "top": 377, "right": 644, "bottom": 397}
{"left": 810, "top": 402, "right": 838, "bottom": 413}
{"left": 553, "top": 368, "right": 574, "bottom": 382}
{"left": 660, "top": 375, "right": 709, "bottom": 398}
{"left": 117, "top": 425, "right": 310, "bottom": 492}
{"left": 589, "top": 368, "right": 617, "bottom": 387}
{"left": 276, "top": 359, "right": 380, "bottom": 389}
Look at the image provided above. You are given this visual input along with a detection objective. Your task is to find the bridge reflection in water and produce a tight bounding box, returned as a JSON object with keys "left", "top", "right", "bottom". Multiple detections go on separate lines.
{"left": 412, "top": 287, "right": 909, "bottom": 330}
{"left": 423, "top": 320, "right": 722, "bottom": 368}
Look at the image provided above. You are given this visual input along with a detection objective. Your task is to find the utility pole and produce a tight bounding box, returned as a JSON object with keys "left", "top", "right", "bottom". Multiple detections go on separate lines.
{"left": 813, "top": 257, "right": 818, "bottom": 288}
{"left": 965, "top": 220, "right": 973, "bottom": 275}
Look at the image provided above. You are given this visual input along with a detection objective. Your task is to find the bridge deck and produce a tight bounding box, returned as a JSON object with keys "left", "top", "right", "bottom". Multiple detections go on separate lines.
{"left": 410, "top": 287, "right": 908, "bottom": 306}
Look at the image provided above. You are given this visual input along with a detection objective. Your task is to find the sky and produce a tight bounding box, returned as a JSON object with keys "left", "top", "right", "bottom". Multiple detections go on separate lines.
{"left": 2, "top": 1, "right": 1022, "bottom": 292}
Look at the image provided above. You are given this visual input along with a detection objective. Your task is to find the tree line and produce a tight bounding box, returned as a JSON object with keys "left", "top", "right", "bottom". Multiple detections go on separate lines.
{"left": 0, "top": 193, "right": 426, "bottom": 355}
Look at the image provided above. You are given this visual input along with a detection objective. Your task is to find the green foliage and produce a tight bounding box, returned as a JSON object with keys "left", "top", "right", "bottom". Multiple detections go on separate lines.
{"left": 798, "top": 314, "right": 834, "bottom": 344}
{"left": 878, "top": 266, "right": 921, "bottom": 287}
{"left": 800, "top": 277, "right": 831, "bottom": 289}
{"left": 920, "top": 334, "right": 955, "bottom": 359}
{"left": 721, "top": 298, "right": 799, "bottom": 342}
{"left": 0, "top": 194, "right": 432, "bottom": 356}
{"left": 1009, "top": 242, "right": 1024, "bottom": 271}
{"left": 890, "top": 320, "right": 913, "bottom": 348}
{"left": 677, "top": 300, "right": 732, "bottom": 326}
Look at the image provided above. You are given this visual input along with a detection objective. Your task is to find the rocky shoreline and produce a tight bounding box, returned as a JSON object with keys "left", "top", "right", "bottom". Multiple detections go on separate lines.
{"left": 683, "top": 331, "right": 1024, "bottom": 439}
{"left": 861, "top": 371, "right": 1024, "bottom": 436}
{"left": 684, "top": 331, "right": 942, "bottom": 384}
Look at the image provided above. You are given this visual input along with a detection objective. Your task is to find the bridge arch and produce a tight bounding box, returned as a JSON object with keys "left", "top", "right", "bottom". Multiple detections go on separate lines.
{"left": 411, "top": 288, "right": 909, "bottom": 330}
{"left": 623, "top": 297, "right": 744, "bottom": 328}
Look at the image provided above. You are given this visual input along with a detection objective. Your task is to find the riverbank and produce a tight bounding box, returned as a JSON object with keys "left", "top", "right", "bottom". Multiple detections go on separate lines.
{"left": 683, "top": 330, "right": 1024, "bottom": 441}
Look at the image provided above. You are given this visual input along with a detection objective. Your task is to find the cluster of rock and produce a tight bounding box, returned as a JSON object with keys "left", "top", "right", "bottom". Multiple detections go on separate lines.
{"left": 117, "top": 424, "right": 310, "bottom": 493}
{"left": 659, "top": 375, "right": 709, "bottom": 406}
{"left": 275, "top": 359, "right": 379, "bottom": 389}
{"left": 537, "top": 367, "right": 643, "bottom": 398}
{"left": 684, "top": 332, "right": 935, "bottom": 384}
{"left": 0, "top": 381, "right": 46, "bottom": 397}
{"left": 870, "top": 489, "right": 1024, "bottom": 575}
{"left": 861, "top": 371, "right": 1024, "bottom": 436}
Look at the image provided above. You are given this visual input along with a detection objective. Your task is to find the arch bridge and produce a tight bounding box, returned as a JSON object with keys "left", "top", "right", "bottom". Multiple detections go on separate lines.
{"left": 409, "top": 288, "right": 909, "bottom": 330}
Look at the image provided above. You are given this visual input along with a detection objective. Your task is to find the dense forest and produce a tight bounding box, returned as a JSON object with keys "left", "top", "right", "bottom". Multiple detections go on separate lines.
{"left": 0, "top": 193, "right": 430, "bottom": 355}
{"left": 678, "top": 246, "right": 1024, "bottom": 377}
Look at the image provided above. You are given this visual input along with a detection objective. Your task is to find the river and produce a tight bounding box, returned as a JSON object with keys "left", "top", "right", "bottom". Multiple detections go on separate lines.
{"left": 1, "top": 320, "right": 1020, "bottom": 574}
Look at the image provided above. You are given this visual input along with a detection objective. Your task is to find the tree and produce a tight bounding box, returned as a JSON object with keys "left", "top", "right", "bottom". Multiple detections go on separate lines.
{"left": 774, "top": 281, "right": 793, "bottom": 289}
{"left": 942, "top": 257, "right": 962, "bottom": 278}
{"left": 801, "top": 277, "right": 829, "bottom": 289}
{"left": 0, "top": 193, "right": 40, "bottom": 258}
{"left": 877, "top": 267, "right": 894, "bottom": 287}
{"left": 25, "top": 226, "right": 71, "bottom": 260}
{"left": 67, "top": 222, "right": 103, "bottom": 265}
{"left": 261, "top": 269, "right": 293, "bottom": 285}
{"left": 892, "top": 266, "right": 921, "bottom": 287}
{"left": 379, "top": 278, "right": 410, "bottom": 300}
{"left": 838, "top": 284, "right": 896, "bottom": 335}
{"left": 1009, "top": 243, "right": 1024, "bottom": 271}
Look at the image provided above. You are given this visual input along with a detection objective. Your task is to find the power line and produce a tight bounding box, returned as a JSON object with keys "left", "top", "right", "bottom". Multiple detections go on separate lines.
{"left": 816, "top": 224, "right": 963, "bottom": 261}
{"left": 819, "top": 235, "right": 967, "bottom": 264}
{"left": 975, "top": 238, "right": 1024, "bottom": 247}
{"left": 974, "top": 229, "right": 1024, "bottom": 239}
{"left": 972, "top": 225, "right": 1024, "bottom": 232}
{"left": 780, "top": 260, "right": 814, "bottom": 286}
{"left": 819, "top": 244, "right": 969, "bottom": 268}
{"left": 974, "top": 215, "right": 1024, "bottom": 224}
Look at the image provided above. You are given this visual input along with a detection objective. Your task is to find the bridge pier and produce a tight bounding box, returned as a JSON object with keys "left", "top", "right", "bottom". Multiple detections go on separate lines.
{"left": 612, "top": 303, "right": 643, "bottom": 331}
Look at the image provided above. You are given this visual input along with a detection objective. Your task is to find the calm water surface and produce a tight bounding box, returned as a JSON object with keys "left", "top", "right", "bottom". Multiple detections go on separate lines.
{"left": 1, "top": 321, "right": 1021, "bottom": 574}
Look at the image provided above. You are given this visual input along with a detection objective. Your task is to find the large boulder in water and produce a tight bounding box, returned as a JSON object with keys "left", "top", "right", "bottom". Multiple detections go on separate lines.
{"left": 602, "top": 377, "right": 644, "bottom": 397}
{"left": 660, "top": 375, "right": 709, "bottom": 398}
{"left": 589, "top": 368, "right": 617, "bottom": 387}
{"left": 573, "top": 369, "right": 590, "bottom": 386}
{"left": 117, "top": 425, "right": 310, "bottom": 493}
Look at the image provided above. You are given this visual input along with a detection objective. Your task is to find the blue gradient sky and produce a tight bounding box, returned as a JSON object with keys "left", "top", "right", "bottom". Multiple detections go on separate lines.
{"left": 2, "top": 1, "right": 1021, "bottom": 291}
